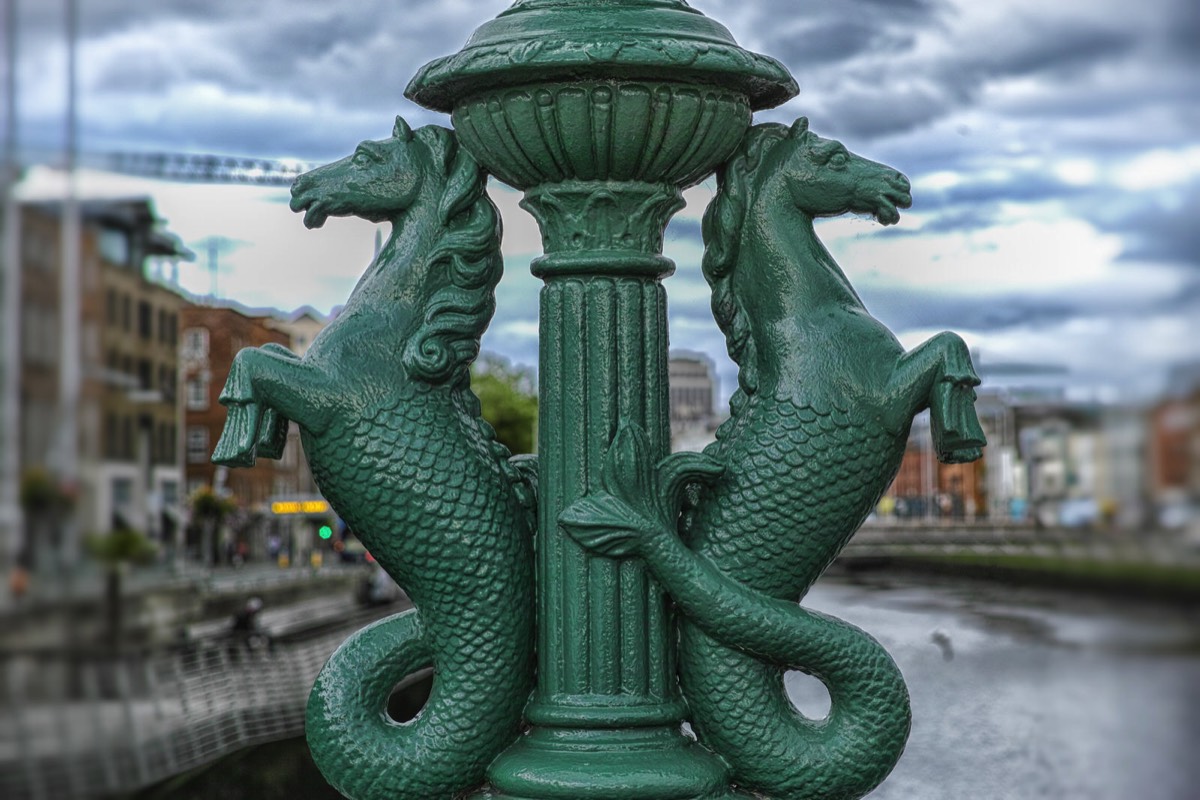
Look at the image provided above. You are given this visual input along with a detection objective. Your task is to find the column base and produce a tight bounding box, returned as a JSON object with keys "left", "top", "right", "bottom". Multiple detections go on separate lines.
{"left": 476, "top": 725, "right": 730, "bottom": 800}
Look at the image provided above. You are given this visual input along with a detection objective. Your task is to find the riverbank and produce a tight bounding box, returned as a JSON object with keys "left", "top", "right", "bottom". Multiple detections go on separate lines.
{"left": 837, "top": 553, "right": 1200, "bottom": 603}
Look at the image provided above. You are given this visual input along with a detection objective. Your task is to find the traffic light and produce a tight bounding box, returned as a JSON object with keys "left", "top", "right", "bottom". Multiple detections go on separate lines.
{"left": 318, "top": 524, "right": 334, "bottom": 540}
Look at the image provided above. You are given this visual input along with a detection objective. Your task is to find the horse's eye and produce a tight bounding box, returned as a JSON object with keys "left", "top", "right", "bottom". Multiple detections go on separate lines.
{"left": 829, "top": 152, "right": 849, "bottom": 168}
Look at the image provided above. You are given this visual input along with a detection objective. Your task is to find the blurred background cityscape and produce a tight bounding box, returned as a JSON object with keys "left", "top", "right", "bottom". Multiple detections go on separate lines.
{"left": 1, "top": 1, "right": 1198, "bottom": 798}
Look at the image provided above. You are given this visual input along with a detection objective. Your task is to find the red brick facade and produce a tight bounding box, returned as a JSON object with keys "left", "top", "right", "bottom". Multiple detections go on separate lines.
{"left": 179, "top": 305, "right": 291, "bottom": 512}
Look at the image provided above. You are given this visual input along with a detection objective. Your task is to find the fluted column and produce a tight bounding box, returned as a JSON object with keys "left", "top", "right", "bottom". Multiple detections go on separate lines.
{"left": 525, "top": 183, "right": 681, "bottom": 725}
{"left": 406, "top": 4, "right": 797, "bottom": 796}
{"left": 482, "top": 182, "right": 728, "bottom": 798}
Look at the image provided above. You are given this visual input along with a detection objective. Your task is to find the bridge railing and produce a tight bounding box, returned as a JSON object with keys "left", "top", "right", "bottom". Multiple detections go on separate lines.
{"left": 0, "top": 624, "right": 359, "bottom": 799}
{"left": 847, "top": 523, "right": 1198, "bottom": 565}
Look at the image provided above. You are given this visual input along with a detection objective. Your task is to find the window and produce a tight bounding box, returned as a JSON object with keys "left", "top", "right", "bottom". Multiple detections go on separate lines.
{"left": 137, "top": 359, "right": 152, "bottom": 391}
{"left": 106, "top": 289, "right": 117, "bottom": 325}
{"left": 186, "top": 374, "right": 209, "bottom": 410}
{"left": 121, "top": 416, "right": 134, "bottom": 461}
{"left": 98, "top": 227, "right": 129, "bottom": 266}
{"left": 187, "top": 426, "right": 210, "bottom": 464}
{"left": 161, "top": 480, "right": 179, "bottom": 509}
{"left": 156, "top": 423, "right": 173, "bottom": 465}
{"left": 137, "top": 301, "right": 152, "bottom": 340}
{"left": 111, "top": 476, "right": 134, "bottom": 530}
{"left": 104, "top": 413, "right": 119, "bottom": 459}
{"left": 182, "top": 328, "right": 209, "bottom": 360}
{"left": 121, "top": 295, "right": 131, "bottom": 331}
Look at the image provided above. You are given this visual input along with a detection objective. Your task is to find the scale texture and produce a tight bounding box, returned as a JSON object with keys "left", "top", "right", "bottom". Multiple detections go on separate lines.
{"left": 212, "top": 120, "right": 534, "bottom": 800}
{"left": 563, "top": 119, "right": 986, "bottom": 799}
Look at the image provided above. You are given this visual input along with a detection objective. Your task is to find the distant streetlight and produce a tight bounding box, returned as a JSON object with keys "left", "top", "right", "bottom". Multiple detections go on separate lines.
{"left": 1, "top": 0, "right": 23, "bottom": 572}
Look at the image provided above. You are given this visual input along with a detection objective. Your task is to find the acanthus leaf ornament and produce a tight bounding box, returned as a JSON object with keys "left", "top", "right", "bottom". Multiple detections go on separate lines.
{"left": 560, "top": 421, "right": 723, "bottom": 559}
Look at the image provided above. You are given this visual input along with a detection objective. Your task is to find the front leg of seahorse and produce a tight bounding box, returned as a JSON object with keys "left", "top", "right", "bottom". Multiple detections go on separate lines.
{"left": 212, "top": 346, "right": 333, "bottom": 467}
{"left": 885, "top": 331, "right": 986, "bottom": 464}
{"left": 561, "top": 423, "right": 911, "bottom": 800}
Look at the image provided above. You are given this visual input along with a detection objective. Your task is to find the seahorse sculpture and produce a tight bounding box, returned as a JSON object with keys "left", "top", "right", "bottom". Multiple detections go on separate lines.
{"left": 563, "top": 118, "right": 986, "bottom": 799}
{"left": 211, "top": 118, "right": 535, "bottom": 800}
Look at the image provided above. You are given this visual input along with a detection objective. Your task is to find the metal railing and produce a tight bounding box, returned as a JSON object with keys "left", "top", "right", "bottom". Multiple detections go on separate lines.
{"left": 0, "top": 607, "right": 389, "bottom": 799}
{"left": 845, "top": 523, "right": 1199, "bottom": 565}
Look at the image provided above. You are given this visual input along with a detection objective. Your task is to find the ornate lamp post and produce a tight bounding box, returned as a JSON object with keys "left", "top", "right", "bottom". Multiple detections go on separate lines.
{"left": 406, "top": 2, "right": 793, "bottom": 796}
{"left": 213, "top": 1, "right": 987, "bottom": 798}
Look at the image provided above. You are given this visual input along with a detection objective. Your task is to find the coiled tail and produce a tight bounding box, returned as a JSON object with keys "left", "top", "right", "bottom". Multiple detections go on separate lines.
{"left": 560, "top": 424, "right": 911, "bottom": 800}
{"left": 680, "top": 616, "right": 909, "bottom": 800}
{"left": 306, "top": 606, "right": 531, "bottom": 800}
{"left": 653, "top": 534, "right": 910, "bottom": 800}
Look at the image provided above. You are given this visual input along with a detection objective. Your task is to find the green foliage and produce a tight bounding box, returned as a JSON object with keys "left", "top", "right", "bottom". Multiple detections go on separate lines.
{"left": 472, "top": 353, "right": 538, "bottom": 455}
{"left": 189, "top": 485, "right": 237, "bottom": 519}
{"left": 85, "top": 527, "right": 158, "bottom": 568}
{"left": 19, "top": 468, "right": 72, "bottom": 514}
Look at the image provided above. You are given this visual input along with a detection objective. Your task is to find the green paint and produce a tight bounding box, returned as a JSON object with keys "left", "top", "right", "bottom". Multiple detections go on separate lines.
{"left": 214, "top": 2, "right": 986, "bottom": 798}
{"left": 564, "top": 118, "right": 985, "bottom": 799}
{"left": 212, "top": 119, "right": 536, "bottom": 800}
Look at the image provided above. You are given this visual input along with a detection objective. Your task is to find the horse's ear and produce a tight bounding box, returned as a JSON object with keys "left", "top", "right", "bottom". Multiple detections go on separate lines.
{"left": 790, "top": 117, "right": 810, "bottom": 138}
{"left": 393, "top": 116, "right": 414, "bottom": 142}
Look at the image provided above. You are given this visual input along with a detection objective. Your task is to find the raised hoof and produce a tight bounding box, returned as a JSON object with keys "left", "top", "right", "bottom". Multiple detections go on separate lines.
{"left": 938, "top": 446, "right": 983, "bottom": 465}
{"left": 931, "top": 381, "right": 986, "bottom": 464}
{"left": 255, "top": 408, "right": 290, "bottom": 461}
{"left": 212, "top": 403, "right": 260, "bottom": 468}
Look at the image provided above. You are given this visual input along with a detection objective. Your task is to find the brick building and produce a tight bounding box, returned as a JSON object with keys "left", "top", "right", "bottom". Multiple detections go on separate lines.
{"left": 180, "top": 305, "right": 288, "bottom": 504}
{"left": 180, "top": 303, "right": 322, "bottom": 561}
{"left": 669, "top": 351, "right": 721, "bottom": 452}
{"left": 17, "top": 198, "right": 188, "bottom": 566}
{"left": 1149, "top": 365, "right": 1200, "bottom": 527}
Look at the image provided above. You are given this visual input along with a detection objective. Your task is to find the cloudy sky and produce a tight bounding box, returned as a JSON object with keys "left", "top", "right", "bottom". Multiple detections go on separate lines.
{"left": 9, "top": 0, "right": 1200, "bottom": 404}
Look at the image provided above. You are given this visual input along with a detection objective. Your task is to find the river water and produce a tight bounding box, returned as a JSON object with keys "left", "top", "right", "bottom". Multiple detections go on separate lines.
{"left": 784, "top": 574, "right": 1200, "bottom": 800}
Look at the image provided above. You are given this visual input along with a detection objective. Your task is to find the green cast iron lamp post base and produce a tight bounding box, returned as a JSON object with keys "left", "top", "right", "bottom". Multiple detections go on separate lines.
{"left": 406, "top": 3, "right": 797, "bottom": 796}
{"left": 212, "top": 2, "right": 988, "bottom": 798}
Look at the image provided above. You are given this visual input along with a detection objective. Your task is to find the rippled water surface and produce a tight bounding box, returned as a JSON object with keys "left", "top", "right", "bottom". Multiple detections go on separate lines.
{"left": 784, "top": 574, "right": 1200, "bottom": 800}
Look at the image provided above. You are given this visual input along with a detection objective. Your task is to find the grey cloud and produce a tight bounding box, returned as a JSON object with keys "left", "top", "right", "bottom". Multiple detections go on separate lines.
{"left": 766, "top": 21, "right": 914, "bottom": 69}
{"left": 1111, "top": 183, "right": 1200, "bottom": 269}
{"left": 952, "top": 24, "right": 1137, "bottom": 83}
{"left": 858, "top": 287, "right": 1082, "bottom": 334}
{"left": 868, "top": 206, "right": 1003, "bottom": 239}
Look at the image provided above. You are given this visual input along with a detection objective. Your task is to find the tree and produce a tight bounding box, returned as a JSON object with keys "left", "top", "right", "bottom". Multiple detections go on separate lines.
{"left": 18, "top": 468, "right": 75, "bottom": 570}
{"left": 190, "top": 485, "right": 237, "bottom": 567}
{"left": 85, "top": 527, "right": 157, "bottom": 650}
{"left": 471, "top": 353, "right": 538, "bottom": 455}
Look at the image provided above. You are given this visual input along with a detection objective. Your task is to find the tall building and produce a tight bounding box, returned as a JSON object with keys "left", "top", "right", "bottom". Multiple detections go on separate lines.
{"left": 1149, "top": 364, "right": 1200, "bottom": 528}
{"left": 266, "top": 306, "right": 328, "bottom": 500}
{"left": 669, "top": 351, "right": 720, "bottom": 452}
{"left": 180, "top": 303, "right": 323, "bottom": 562}
{"left": 16, "top": 198, "right": 189, "bottom": 568}
{"left": 180, "top": 304, "right": 287, "bottom": 502}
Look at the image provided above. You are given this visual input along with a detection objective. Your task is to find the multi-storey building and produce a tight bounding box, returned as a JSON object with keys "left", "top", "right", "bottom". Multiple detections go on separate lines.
{"left": 669, "top": 351, "right": 721, "bottom": 452}
{"left": 265, "top": 306, "right": 327, "bottom": 499}
{"left": 180, "top": 304, "right": 288, "bottom": 504}
{"left": 1149, "top": 364, "right": 1200, "bottom": 529}
{"left": 180, "top": 303, "right": 325, "bottom": 562}
{"left": 17, "top": 199, "right": 189, "bottom": 565}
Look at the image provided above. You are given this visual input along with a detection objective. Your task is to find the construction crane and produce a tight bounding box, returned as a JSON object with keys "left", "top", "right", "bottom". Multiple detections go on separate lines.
{"left": 99, "top": 150, "right": 314, "bottom": 186}
{"left": 19, "top": 147, "right": 316, "bottom": 186}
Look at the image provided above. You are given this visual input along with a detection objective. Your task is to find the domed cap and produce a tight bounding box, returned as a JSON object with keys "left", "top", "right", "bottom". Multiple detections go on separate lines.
{"left": 406, "top": 0, "right": 797, "bottom": 113}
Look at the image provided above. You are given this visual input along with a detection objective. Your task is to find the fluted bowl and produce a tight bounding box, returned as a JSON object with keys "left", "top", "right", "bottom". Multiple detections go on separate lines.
{"left": 451, "top": 81, "right": 750, "bottom": 190}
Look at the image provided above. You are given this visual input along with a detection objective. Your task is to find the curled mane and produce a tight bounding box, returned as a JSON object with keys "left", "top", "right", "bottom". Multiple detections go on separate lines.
{"left": 400, "top": 127, "right": 528, "bottom": 494}
{"left": 402, "top": 126, "right": 503, "bottom": 389}
{"left": 702, "top": 123, "right": 791, "bottom": 416}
